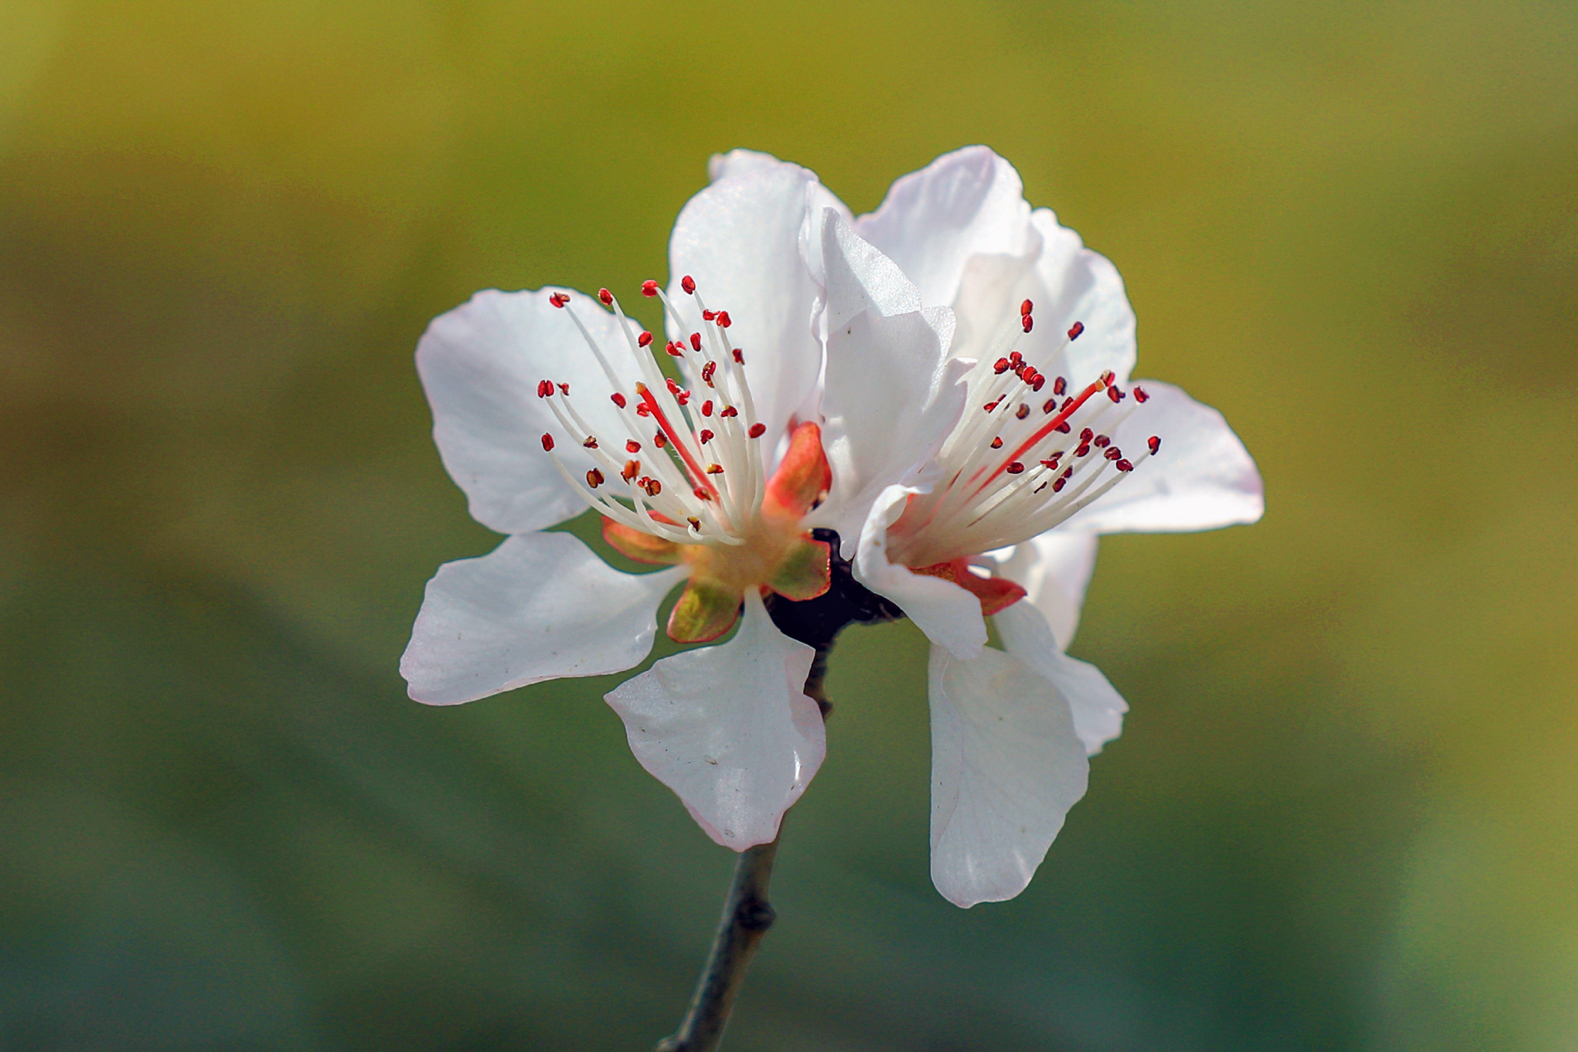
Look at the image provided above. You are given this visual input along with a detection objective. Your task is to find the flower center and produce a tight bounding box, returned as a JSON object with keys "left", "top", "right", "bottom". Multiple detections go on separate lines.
{"left": 536, "top": 277, "right": 771, "bottom": 547}
{"left": 889, "top": 300, "right": 1162, "bottom": 567}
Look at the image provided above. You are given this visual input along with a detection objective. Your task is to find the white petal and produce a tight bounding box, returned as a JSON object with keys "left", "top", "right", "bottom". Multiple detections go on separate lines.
{"left": 854, "top": 146, "right": 1036, "bottom": 312}
{"left": 605, "top": 591, "right": 825, "bottom": 851}
{"left": 993, "top": 532, "right": 1100, "bottom": 649}
{"left": 667, "top": 156, "right": 847, "bottom": 451}
{"left": 994, "top": 601, "right": 1128, "bottom": 755}
{"left": 813, "top": 213, "right": 971, "bottom": 552}
{"left": 928, "top": 642, "right": 1090, "bottom": 907}
{"left": 416, "top": 287, "right": 649, "bottom": 534}
{"left": 852, "top": 485, "right": 987, "bottom": 660}
{"left": 1065, "top": 380, "right": 1264, "bottom": 534}
{"left": 401, "top": 532, "right": 685, "bottom": 706}
{"left": 1021, "top": 208, "right": 1138, "bottom": 386}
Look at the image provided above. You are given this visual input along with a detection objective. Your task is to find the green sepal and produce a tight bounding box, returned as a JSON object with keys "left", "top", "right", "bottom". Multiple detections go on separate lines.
{"left": 667, "top": 576, "right": 743, "bottom": 643}
{"left": 767, "top": 535, "right": 832, "bottom": 602}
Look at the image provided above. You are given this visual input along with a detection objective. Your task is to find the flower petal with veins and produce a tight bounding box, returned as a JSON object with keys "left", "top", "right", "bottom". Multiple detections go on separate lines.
{"left": 606, "top": 591, "right": 824, "bottom": 851}
{"left": 928, "top": 642, "right": 1089, "bottom": 908}
{"left": 402, "top": 532, "right": 684, "bottom": 705}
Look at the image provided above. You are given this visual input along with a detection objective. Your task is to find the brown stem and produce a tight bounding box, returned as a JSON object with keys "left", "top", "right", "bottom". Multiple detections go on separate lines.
{"left": 653, "top": 645, "right": 833, "bottom": 1052}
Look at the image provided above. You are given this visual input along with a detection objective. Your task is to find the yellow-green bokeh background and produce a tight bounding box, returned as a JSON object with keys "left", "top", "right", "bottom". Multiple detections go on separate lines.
{"left": 3, "top": 1, "right": 1575, "bottom": 1048}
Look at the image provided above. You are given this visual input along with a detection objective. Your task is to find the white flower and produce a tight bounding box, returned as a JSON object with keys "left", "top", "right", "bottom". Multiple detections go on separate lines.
{"left": 400, "top": 158, "right": 955, "bottom": 852}
{"left": 812, "top": 146, "right": 1265, "bottom": 906}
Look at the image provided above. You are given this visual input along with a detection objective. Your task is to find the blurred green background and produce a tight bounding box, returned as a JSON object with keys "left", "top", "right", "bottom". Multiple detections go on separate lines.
{"left": 2, "top": 0, "right": 1575, "bottom": 1049}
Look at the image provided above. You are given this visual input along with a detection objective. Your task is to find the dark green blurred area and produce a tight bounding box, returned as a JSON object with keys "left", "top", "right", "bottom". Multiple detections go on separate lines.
{"left": 2, "top": 0, "right": 1575, "bottom": 1048}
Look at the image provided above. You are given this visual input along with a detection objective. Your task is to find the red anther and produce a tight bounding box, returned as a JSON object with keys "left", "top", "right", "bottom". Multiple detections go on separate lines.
{"left": 1099, "top": 370, "right": 1114, "bottom": 386}
{"left": 693, "top": 487, "right": 711, "bottom": 501}
{"left": 1134, "top": 386, "right": 1150, "bottom": 403}
{"left": 548, "top": 292, "right": 569, "bottom": 308}
{"left": 1075, "top": 442, "right": 1091, "bottom": 457}
{"left": 701, "top": 361, "right": 717, "bottom": 384}
{"left": 687, "top": 516, "right": 701, "bottom": 530}
{"left": 990, "top": 436, "right": 1004, "bottom": 449}
{"left": 1060, "top": 396, "right": 1075, "bottom": 411}
{"left": 1013, "top": 361, "right": 1027, "bottom": 376}
{"left": 643, "top": 478, "right": 663, "bottom": 496}
{"left": 598, "top": 288, "right": 613, "bottom": 306}
{"left": 1053, "top": 376, "right": 1068, "bottom": 396}
{"left": 653, "top": 432, "right": 667, "bottom": 448}
{"left": 1019, "top": 366, "right": 1036, "bottom": 384}
{"left": 1116, "top": 459, "right": 1134, "bottom": 472}
{"left": 748, "top": 422, "right": 767, "bottom": 438}
{"left": 666, "top": 377, "right": 683, "bottom": 396}
{"left": 626, "top": 439, "right": 642, "bottom": 453}
{"left": 1107, "top": 385, "right": 1124, "bottom": 403}
{"left": 732, "top": 348, "right": 744, "bottom": 364}
{"left": 1147, "top": 435, "right": 1162, "bottom": 455}
{"left": 540, "top": 433, "right": 555, "bottom": 451}
{"left": 699, "top": 429, "right": 715, "bottom": 444}
{"left": 1080, "top": 428, "right": 1094, "bottom": 442}
{"left": 677, "top": 391, "right": 691, "bottom": 406}
{"left": 1067, "top": 321, "right": 1085, "bottom": 340}
{"left": 690, "top": 333, "right": 703, "bottom": 351}
{"left": 1043, "top": 399, "right": 1057, "bottom": 414}
{"left": 716, "top": 311, "right": 731, "bottom": 328}
{"left": 1016, "top": 403, "right": 1031, "bottom": 420}
{"left": 701, "top": 309, "right": 715, "bottom": 321}
{"left": 558, "top": 382, "right": 570, "bottom": 395}
{"left": 1054, "top": 422, "right": 1072, "bottom": 434}
{"left": 586, "top": 468, "right": 604, "bottom": 488}
{"left": 537, "top": 380, "right": 553, "bottom": 398}
{"left": 1093, "top": 434, "right": 1110, "bottom": 448}
{"left": 611, "top": 392, "right": 627, "bottom": 408}
{"left": 701, "top": 400, "right": 714, "bottom": 417}
{"left": 681, "top": 275, "right": 696, "bottom": 294}
{"left": 706, "top": 463, "right": 724, "bottom": 475}
{"left": 641, "top": 280, "right": 659, "bottom": 297}
{"left": 638, "top": 330, "right": 653, "bottom": 347}
{"left": 984, "top": 397, "right": 1003, "bottom": 413}
{"left": 1040, "top": 454, "right": 1062, "bottom": 469}
{"left": 665, "top": 341, "right": 685, "bottom": 357}
{"left": 720, "top": 406, "right": 738, "bottom": 418}
{"left": 1104, "top": 446, "right": 1123, "bottom": 461}
{"left": 622, "top": 460, "right": 640, "bottom": 481}
{"left": 994, "top": 358, "right": 1011, "bottom": 374}
{"left": 1009, "top": 351, "right": 1023, "bottom": 365}
{"left": 1022, "top": 315, "right": 1034, "bottom": 333}
{"left": 636, "top": 403, "right": 652, "bottom": 417}
{"left": 1020, "top": 299, "right": 1034, "bottom": 317}
{"left": 1052, "top": 477, "right": 1067, "bottom": 493}
{"left": 1006, "top": 461, "right": 1025, "bottom": 474}
{"left": 582, "top": 437, "right": 598, "bottom": 449}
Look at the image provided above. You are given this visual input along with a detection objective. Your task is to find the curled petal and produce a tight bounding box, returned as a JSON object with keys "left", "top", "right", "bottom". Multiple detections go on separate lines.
{"left": 852, "top": 485, "right": 987, "bottom": 659}
{"left": 401, "top": 532, "right": 684, "bottom": 705}
{"left": 994, "top": 601, "right": 1128, "bottom": 755}
{"left": 814, "top": 213, "right": 971, "bottom": 555}
{"left": 1063, "top": 380, "right": 1264, "bottom": 534}
{"left": 606, "top": 591, "right": 825, "bottom": 851}
{"left": 928, "top": 643, "right": 1090, "bottom": 907}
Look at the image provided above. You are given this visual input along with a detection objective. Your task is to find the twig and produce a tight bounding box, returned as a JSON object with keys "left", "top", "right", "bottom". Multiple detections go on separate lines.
{"left": 653, "top": 837, "right": 782, "bottom": 1052}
